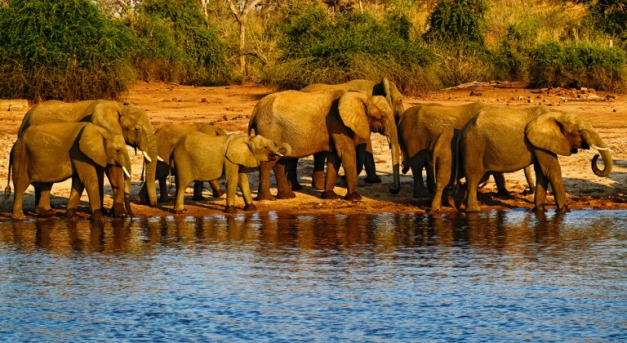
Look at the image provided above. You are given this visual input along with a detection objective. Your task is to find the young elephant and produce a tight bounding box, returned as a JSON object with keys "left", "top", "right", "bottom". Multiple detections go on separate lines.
{"left": 171, "top": 133, "right": 290, "bottom": 213}
{"left": 142, "top": 123, "right": 226, "bottom": 202}
{"left": 8, "top": 123, "right": 132, "bottom": 221}
{"left": 461, "top": 107, "right": 613, "bottom": 213}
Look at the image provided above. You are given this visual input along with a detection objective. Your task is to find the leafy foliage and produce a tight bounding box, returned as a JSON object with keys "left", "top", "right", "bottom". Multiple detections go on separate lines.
{"left": 267, "top": 6, "right": 437, "bottom": 91}
{"left": 0, "top": 0, "right": 136, "bottom": 100}
{"left": 423, "top": 0, "right": 489, "bottom": 53}
{"left": 134, "top": 0, "right": 233, "bottom": 85}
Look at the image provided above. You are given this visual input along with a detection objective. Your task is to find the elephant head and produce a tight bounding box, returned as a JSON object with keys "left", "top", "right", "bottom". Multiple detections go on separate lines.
{"left": 95, "top": 101, "right": 159, "bottom": 206}
{"left": 526, "top": 111, "right": 612, "bottom": 177}
{"left": 226, "top": 134, "right": 291, "bottom": 168}
{"left": 338, "top": 92, "right": 401, "bottom": 194}
{"left": 375, "top": 78, "right": 405, "bottom": 123}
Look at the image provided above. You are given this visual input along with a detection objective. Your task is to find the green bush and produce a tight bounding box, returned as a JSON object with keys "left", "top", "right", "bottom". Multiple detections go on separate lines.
{"left": 423, "top": 0, "right": 489, "bottom": 54}
{"left": 0, "top": 0, "right": 136, "bottom": 101}
{"left": 530, "top": 41, "right": 626, "bottom": 90}
{"left": 134, "top": 0, "right": 233, "bottom": 85}
{"left": 265, "top": 6, "right": 438, "bottom": 92}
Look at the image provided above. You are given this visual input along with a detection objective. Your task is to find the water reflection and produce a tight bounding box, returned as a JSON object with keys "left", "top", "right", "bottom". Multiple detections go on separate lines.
{"left": 0, "top": 210, "right": 625, "bottom": 342}
{"left": 0, "top": 210, "right": 618, "bottom": 257}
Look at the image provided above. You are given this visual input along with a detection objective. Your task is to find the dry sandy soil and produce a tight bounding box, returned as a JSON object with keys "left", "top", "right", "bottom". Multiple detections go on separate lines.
{"left": 0, "top": 81, "right": 625, "bottom": 220}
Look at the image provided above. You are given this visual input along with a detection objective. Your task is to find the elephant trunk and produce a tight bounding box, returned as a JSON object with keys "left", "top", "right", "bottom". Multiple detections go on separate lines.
{"left": 143, "top": 137, "right": 159, "bottom": 206}
{"left": 584, "top": 130, "right": 613, "bottom": 177}
{"left": 385, "top": 116, "right": 401, "bottom": 194}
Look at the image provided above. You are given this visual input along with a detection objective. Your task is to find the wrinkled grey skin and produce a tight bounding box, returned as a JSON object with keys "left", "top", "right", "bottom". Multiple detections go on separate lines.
{"left": 461, "top": 107, "right": 613, "bottom": 213}
{"left": 293, "top": 78, "right": 405, "bottom": 189}
{"left": 141, "top": 123, "right": 226, "bottom": 202}
{"left": 18, "top": 100, "right": 159, "bottom": 216}
{"left": 8, "top": 123, "right": 131, "bottom": 221}
{"left": 398, "top": 102, "right": 539, "bottom": 199}
{"left": 171, "top": 133, "right": 290, "bottom": 214}
{"left": 248, "top": 89, "right": 401, "bottom": 202}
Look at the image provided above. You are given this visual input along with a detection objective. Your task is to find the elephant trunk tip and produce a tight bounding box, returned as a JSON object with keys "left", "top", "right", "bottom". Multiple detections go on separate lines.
{"left": 592, "top": 154, "right": 612, "bottom": 177}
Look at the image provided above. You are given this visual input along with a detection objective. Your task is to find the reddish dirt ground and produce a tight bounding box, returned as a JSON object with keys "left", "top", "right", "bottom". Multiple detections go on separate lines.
{"left": 0, "top": 81, "right": 625, "bottom": 220}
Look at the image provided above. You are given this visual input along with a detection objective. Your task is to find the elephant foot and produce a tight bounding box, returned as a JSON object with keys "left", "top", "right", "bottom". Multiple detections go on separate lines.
{"left": 224, "top": 206, "right": 237, "bottom": 214}
{"left": 256, "top": 192, "right": 275, "bottom": 201}
{"left": 344, "top": 192, "right": 362, "bottom": 202}
{"left": 212, "top": 189, "right": 225, "bottom": 198}
{"left": 276, "top": 190, "right": 296, "bottom": 199}
{"left": 35, "top": 207, "right": 55, "bottom": 218}
{"left": 11, "top": 213, "right": 26, "bottom": 221}
{"left": 556, "top": 204, "right": 570, "bottom": 214}
{"left": 289, "top": 180, "right": 303, "bottom": 191}
{"left": 192, "top": 195, "right": 207, "bottom": 202}
{"left": 172, "top": 207, "right": 187, "bottom": 214}
{"left": 532, "top": 205, "right": 547, "bottom": 213}
{"left": 401, "top": 161, "right": 409, "bottom": 174}
{"left": 495, "top": 190, "right": 510, "bottom": 198}
{"left": 312, "top": 174, "right": 325, "bottom": 190}
{"left": 90, "top": 210, "right": 105, "bottom": 222}
{"left": 243, "top": 204, "right": 257, "bottom": 211}
{"left": 321, "top": 190, "right": 339, "bottom": 200}
{"left": 64, "top": 208, "right": 77, "bottom": 219}
{"left": 364, "top": 175, "right": 382, "bottom": 184}
{"left": 111, "top": 203, "right": 128, "bottom": 218}
{"left": 465, "top": 206, "right": 481, "bottom": 213}
{"left": 159, "top": 196, "right": 172, "bottom": 203}
{"left": 522, "top": 188, "right": 535, "bottom": 196}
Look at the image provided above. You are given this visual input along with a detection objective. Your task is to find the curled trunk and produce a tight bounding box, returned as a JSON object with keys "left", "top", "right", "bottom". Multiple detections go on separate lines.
{"left": 584, "top": 130, "right": 613, "bottom": 177}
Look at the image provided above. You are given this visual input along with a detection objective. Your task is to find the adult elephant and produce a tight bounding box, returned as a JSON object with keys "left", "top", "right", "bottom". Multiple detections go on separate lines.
{"left": 18, "top": 100, "right": 159, "bottom": 214}
{"left": 142, "top": 123, "right": 226, "bottom": 202}
{"left": 292, "top": 78, "right": 405, "bottom": 188}
{"left": 461, "top": 107, "right": 613, "bottom": 213}
{"left": 8, "top": 123, "right": 132, "bottom": 221}
{"left": 248, "top": 89, "right": 401, "bottom": 201}
{"left": 398, "top": 102, "right": 538, "bottom": 198}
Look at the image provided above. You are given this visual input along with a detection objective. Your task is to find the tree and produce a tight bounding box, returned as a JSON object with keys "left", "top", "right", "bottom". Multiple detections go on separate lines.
{"left": 227, "top": 0, "right": 262, "bottom": 75}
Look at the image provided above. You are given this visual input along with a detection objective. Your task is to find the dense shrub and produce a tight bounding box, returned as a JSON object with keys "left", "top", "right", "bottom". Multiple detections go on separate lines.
{"left": 265, "top": 6, "right": 439, "bottom": 92}
{"left": 134, "top": 0, "right": 234, "bottom": 85}
{"left": 530, "top": 42, "right": 626, "bottom": 91}
{"left": 423, "top": 0, "right": 489, "bottom": 54}
{"left": 0, "top": 0, "right": 136, "bottom": 101}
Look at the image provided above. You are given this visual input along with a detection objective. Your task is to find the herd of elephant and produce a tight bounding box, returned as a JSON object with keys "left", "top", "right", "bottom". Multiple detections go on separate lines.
{"left": 5, "top": 78, "right": 613, "bottom": 221}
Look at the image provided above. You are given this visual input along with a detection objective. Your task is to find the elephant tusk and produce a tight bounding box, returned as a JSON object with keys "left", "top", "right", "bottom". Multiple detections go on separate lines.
{"left": 591, "top": 144, "right": 611, "bottom": 152}
{"left": 142, "top": 151, "right": 153, "bottom": 163}
{"left": 157, "top": 155, "right": 164, "bottom": 162}
{"left": 275, "top": 152, "right": 284, "bottom": 157}
{"left": 122, "top": 166, "right": 132, "bottom": 179}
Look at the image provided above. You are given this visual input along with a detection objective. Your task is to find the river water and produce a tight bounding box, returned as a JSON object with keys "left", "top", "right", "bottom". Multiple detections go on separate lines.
{"left": 0, "top": 210, "right": 625, "bottom": 342}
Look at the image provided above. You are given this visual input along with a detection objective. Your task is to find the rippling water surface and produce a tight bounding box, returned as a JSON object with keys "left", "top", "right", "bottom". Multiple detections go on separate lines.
{"left": 0, "top": 210, "right": 625, "bottom": 342}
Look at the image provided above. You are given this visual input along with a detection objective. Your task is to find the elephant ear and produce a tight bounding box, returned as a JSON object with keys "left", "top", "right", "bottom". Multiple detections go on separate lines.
{"left": 525, "top": 112, "right": 572, "bottom": 156}
{"left": 79, "top": 125, "right": 108, "bottom": 167}
{"left": 338, "top": 92, "right": 371, "bottom": 141}
{"left": 225, "top": 135, "right": 260, "bottom": 168}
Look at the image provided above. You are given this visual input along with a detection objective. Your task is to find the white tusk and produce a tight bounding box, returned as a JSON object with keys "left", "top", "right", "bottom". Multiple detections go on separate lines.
{"left": 142, "top": 151, "right": 153, "bottom": 163}
{"left": 591, "top": 144, "right": 611, "bottom": 152}
{"left": 157, "top": 155, "right": 164, "bottom": 162}
{"left": 122, "top": 166, "right": 132, "bottom": 178}
{"left": 275, "top": 152, "right": 284, "bottom": 157}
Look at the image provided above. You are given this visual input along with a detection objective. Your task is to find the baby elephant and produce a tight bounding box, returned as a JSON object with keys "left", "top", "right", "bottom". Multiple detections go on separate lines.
{"left": 171, "top": 133, "right": 290, "bottom": 213}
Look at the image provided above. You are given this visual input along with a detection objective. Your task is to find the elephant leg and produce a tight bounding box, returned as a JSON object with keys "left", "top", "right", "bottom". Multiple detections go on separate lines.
{"left": 238, "top": 173, "right": 257, "bottom": 211}
{"left": 224, "top": 164, "right": 239, "bottom": 213}
{"left": 34, "top": 183, "right": 55, "bottom": 217}
{"left": 158, "top": 175, "right": 170, "bottom": 202}
{"left": 363, "top": 151, "right": 381, "bottom": 184}
{"left": 192, "top": 181, "right": 206, "bottom": 201}
{"left": 209, "top": 180, "right": 224, "bottom": 198}
{"left": 465, "top": 172, "right": 483, "bottom": 213}
{"left": 286, "top": 158, "right": 303, "bottom": 191}
{"left": 257, "top": 160, "right": 277, "bottom": 201}
{"left": 83, "top": 175, "right": 104, "bottom": 222}
{"left": 66, "top": 177, "right": 84, "bottom": 219}
{"left": 11, "top": 176, "right": 31, "bottom": 221}
{"left": 275, "top": 159, "right": 295, "bottom": 199}
{"left": 409, "top": 151, "right": 430, "bottom": 198}
{"left": 523, "top": 165, "right": 536, "bottom": 195}
{"left": 535, "top": 150, "right": 568, "bottom": 213}
{"left": 533, "top": 163, "right": 549, "bottom": 213}
{"left": 312, "top": 152, "right": 327, "bottom": 190}
{"left": 173, "top": 176, "right": 190, "bottom": 214}
{"left": 322, "top": 152, "right": 341, "bottom": 200}
{"left": 106, "top": 165, "right": 128, "bottom": 218}
{"left": 493, "top": 172, "right": 509, "bottom": 197}
{"left": 431, "top": 163, "right": 452, "bottom": 214}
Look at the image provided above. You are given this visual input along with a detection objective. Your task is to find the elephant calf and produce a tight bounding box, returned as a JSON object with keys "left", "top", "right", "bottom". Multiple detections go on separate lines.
{"left": 171, "top": 133, "right": 290, "bottom": 213}
{"left": 144, "top": 123, "right": 226, "bottom": 203}
{"left": 8, "top": 123, "right": 132, "bottom": 221}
